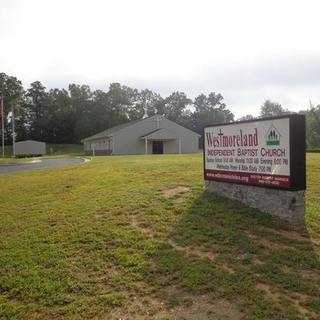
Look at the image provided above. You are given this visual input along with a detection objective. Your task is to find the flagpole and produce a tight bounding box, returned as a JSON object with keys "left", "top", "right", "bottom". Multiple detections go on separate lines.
{"left": 1, "top": 96, "right": 4, "bottom": 157}
{"left": 12, "top": 104, "right": 15, "bottom": 157}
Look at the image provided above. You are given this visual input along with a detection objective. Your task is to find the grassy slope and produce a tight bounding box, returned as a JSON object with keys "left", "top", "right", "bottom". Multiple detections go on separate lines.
{"left": 0, "top": 154, "right": 319, "bottom": 319}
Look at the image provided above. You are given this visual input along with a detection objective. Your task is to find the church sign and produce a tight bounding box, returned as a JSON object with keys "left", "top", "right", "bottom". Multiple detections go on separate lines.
{"left": 204, "top": 114, "right": 306, "bottom": 191}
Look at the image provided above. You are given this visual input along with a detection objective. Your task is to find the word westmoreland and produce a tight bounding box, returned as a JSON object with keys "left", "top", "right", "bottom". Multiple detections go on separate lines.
{"left": 206, "top": 128, "right": 286, "bottom": 158}
{"left": 206, "top": 128, "right": 258, "bottom": 148}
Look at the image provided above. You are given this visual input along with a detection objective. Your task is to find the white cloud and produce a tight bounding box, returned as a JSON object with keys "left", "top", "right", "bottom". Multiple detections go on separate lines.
{"left": 1, "top": 0, "right": 320, "bottom": 117}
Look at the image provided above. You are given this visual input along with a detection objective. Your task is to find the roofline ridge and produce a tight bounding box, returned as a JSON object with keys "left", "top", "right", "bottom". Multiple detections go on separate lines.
{"left": 82, "top": 114, "right": 201, "bottom": 141}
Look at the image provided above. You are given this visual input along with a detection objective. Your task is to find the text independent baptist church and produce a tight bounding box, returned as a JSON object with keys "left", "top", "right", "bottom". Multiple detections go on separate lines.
{"left": 82, "top": 115, "right": 200, "bottom": 155}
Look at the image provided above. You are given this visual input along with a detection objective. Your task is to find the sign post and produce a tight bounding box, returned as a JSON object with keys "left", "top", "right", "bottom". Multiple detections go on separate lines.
{"left": 203, "top": 114, "right": 306, "bottom": 222}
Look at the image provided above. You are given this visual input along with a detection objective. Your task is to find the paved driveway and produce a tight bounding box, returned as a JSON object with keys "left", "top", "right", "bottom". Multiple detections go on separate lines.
{"left": 0, "top": 157, "right": 86, "bottom": 174}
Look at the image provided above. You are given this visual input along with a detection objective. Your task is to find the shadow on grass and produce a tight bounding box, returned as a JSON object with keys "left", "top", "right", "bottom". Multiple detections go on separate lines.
{"left": 152, "top": 191, "right": 320, "bottom": 319}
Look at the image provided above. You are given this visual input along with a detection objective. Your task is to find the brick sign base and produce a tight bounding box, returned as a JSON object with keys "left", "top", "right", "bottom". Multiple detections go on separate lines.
{"left": 206, "top": 180, "right": 305, "bottom": 223}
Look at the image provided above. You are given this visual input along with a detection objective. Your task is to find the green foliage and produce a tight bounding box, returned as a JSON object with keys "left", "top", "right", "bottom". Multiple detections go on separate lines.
{"left": 1, "top": 72, "right": 320, "bottom": 149}
{"left": 180, "top": 92, "right": 234, "bottom": 137}
{"left": 25, "top": 81, "right": 48, "bottom": 141}
{"left": 161, "top": 91, "right": 192, "bottom": 121}
{"left": 305, "top": 106, "right": 320, "bottom": 148}
{"left": 259, "top": 100, "right": 320, "bottom": 148}
{"left": 0, "top": 73, "right": 25, "bottom": 143}
{"left": 260, "top": 99, "right": 289, "bottom": 117}
{"left": 0, "top": 73, "right": 236, "bottom": 145}
{"left": 238, "top": 114, "right": 255, "bottom": 121}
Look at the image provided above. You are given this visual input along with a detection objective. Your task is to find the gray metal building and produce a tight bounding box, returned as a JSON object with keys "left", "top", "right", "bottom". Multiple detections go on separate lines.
{"left": 82, "top": 115, "right": 200, "bottom": 155}
{"left": 15, "top": 140, "right": 46, "bottom": 156}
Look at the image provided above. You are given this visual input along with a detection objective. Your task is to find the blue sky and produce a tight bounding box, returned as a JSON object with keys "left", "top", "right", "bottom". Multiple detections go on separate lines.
{"left": 1, "top": 0, "right": 320, "bottom": 117}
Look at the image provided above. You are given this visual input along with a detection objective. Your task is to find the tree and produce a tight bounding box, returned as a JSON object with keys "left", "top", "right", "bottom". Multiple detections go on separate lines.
{"left": 0, "top": 74, "right": 238, "bottom": 146}
{"left": 0, "top": 73, "right": 25, "bottom": 143}
{"left": 127, "top": 89, "right": 163, "bottom": 120}
{"left": 107, "top": 83, "right": 133, "bottom": 113}
{"left": 192, "top": 92, "right": 234, "bottom": 135}
{"left": 193, "top": 94, "right": 208, "bottom": 113}
{"left": 46, "top": 88, "right": 73, "bottom": 143}
{"left": 260, "top": 100, "right": 289, "bottom": 117}
{"left": 91, "top": 89, "right": 113, "bottom": 134}
{"left": 179, "top": 109, "right": 196, "bottom": 132}
{"left": 161, "top": 91, "right": 192, "bottom": 122}
{"left": 25, "top": 81, "right": 49, "bottom": 141}
{"left": 69, "top": 84, "right": 94, "bottom": 142}
{"left": 305, "top": 106, "right": 320, "bottom": 148}
{"left": 238, "top": 114, "right": 255, "bottom": 121}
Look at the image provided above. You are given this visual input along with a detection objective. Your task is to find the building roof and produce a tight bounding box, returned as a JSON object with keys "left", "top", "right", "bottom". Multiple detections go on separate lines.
{"left": 82, "top": 115, "right": 200, "bottom": 142}
{"left": 141, "top": 128, "right": 177, "bottom": 140}
{"left": 82, "top": 119, "right": 142, "bottom": 142}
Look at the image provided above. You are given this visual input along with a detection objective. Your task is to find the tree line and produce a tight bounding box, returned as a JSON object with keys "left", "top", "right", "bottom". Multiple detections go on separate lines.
{"left": 0, "top": 73, "right": 233, "bottom": 144}
{"left": 0, "top": 72, "right": 319, "bottom": 148}
{"left": 239, "top": 100, "right": 320, "bottom": 149}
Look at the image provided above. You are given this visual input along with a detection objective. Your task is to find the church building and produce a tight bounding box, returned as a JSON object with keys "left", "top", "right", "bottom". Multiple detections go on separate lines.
{"left": 82, "top": 115, "right": 200, "bottom": 155}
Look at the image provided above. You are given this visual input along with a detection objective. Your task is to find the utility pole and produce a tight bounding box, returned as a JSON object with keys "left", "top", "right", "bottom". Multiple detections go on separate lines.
{"left": 1, "top": 95, "right": 4, "bottom": 157}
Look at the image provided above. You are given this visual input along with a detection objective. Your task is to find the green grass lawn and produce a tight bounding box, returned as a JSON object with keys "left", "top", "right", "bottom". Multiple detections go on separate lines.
{"left": 0, "top": 154, "right": 319, "bottom": 319}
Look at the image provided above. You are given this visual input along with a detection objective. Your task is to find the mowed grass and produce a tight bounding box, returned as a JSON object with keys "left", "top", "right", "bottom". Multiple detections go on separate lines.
{"left": 0, "top": 154, "right": 319, "bottom": 319}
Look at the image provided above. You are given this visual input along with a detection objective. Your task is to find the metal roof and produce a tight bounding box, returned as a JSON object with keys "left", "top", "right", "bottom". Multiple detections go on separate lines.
{"left": 140, "top": 128, "right": 177, "bottom": 140}
{"left": 82, "top": 118, "right": 142, "bottom": 141}
{"left": 82, "top": 115, "right": 201, "bottom": 142}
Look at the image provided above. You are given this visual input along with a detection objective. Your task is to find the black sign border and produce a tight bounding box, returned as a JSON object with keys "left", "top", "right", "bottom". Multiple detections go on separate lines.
{"left": 203, "top": 114, "right": 306, "bottom": 191}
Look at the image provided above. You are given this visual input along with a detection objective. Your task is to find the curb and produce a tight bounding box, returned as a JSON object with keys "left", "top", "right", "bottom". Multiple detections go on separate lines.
{"left": 77, "top": 157, "right": 92, "bottom": 163}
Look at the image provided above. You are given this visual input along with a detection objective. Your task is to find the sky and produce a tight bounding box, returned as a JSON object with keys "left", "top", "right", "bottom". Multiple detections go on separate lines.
{"left": 1, "top": 0, "right": 320, "bottom": 118}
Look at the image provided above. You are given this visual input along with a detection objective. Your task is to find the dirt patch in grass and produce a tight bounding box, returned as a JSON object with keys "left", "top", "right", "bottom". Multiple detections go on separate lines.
{"left": 244, "top": 230, "right": 292, "bottom": 251}
{"left": 256, "top": 282, "right": 280, "bottom": 302}
{"left": 162, "top": 186, "right": 190, "bottom": 198}
{"left": 155, "top": 295, "right": 244, "bottom": 320}
{"left": 130, "top": 215, "right": 157, "bottom": 238}
{"left": 259, "top": 237, "right": 292, "bottom": 251}
{"left": 109, "top": 290, "right": 244, "bottom": 320}
{"left": 252, "top": 256, "right": 264, "bottom": 266}
{"left": 103, "top": 295, "right": 166, "bottom": 320}
{"left": 272, "top": 228, "right": 310, "bottom": 242}
{"left": 299, "top": 268, "right": 320, "bottom": 279}
{"left": 168, "top": 239, "right": 217, "bottom": 261}
{"left": 167, "top": 239, "right": 236, "bottom": 274}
